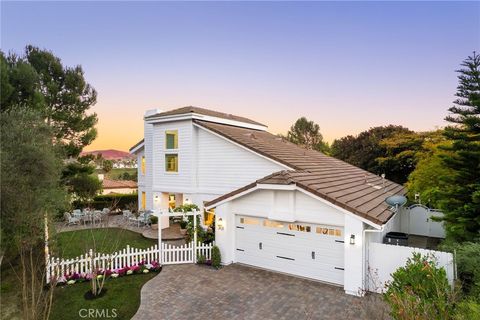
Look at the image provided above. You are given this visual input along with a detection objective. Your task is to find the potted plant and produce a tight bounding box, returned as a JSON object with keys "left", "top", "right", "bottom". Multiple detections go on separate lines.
{"left": 150, "top": 215, "right": 158, "bottom": 230}
{"left": 179, "top": 219, "right": 188, "bottom": 236}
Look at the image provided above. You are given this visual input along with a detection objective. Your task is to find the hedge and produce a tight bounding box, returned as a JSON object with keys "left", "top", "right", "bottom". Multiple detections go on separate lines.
{"left": 73, "top": 194, "right": 138, "bottom": 210}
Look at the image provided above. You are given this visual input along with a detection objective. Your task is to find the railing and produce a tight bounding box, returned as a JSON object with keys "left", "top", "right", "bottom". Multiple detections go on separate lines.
{"left": 46, "top": 242, "right": 215, "bottom": 283}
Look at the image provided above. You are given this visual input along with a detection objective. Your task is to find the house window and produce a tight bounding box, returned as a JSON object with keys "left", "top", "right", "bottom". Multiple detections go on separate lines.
{"left": 141, "top": 192, "right": 146, "bottom": 210}
{"left": 316, "top": 227, "right": 342, "bottom": 237}
{"left": 240, "top": 217, "right": 260, "bottom": 225}
{"left": 263, "top": 220, "right": 284, "bottom": 228}
{"left": 205, "top": 208, "right": 215, "bottom": 226}
{"left": 165, "top": 130, "right": 178, "bottom": 149}
{"left": 168, "top": 194, "right": 176, "bottom": 209}
{"left": 288, "top": 224, "right": 311, "bottom": 232}
{"left": 165, "top": 154, "right": 178, "bottom": 172}
{"left": 141, "top": 156, "right": 146, "bottom": 175}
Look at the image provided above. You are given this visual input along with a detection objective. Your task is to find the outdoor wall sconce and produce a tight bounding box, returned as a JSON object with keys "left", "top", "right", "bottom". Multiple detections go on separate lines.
{"left": 217, "top": 218, "right": 225, "bottom": 231}
{"left": 350, "top": 234, "right": 355, "bottom": 245}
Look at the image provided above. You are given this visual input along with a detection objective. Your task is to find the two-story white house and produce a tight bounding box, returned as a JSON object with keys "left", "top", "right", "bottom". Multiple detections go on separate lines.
{"left": 130, "top": 106, "right": 407, "bottom": 295}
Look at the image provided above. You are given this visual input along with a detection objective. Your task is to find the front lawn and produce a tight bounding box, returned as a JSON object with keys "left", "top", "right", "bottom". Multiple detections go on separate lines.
{"left": 50, "top": 272, "right": 157, "bottom": 320}
{"left": 1, "top": 228, "right": 158, "bottom": 320}
{"left": 56, "top": 228, "right": 157, "bottom": 258}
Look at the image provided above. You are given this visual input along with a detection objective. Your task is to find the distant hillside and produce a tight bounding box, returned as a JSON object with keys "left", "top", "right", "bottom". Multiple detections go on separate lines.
{"left": 81, "top": 149, "right": 134, "bottom": 160}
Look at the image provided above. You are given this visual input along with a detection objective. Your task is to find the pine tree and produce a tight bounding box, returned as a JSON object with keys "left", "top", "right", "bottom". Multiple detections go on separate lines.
{"left": 440, "top": 52, "right": 480, "bottom": 242}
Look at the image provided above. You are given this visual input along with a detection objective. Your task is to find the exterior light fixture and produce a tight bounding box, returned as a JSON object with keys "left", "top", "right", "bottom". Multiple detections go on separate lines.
{"left": 217, "top": 218, "right": 225, "bottom": 231}
{"left": 350, "top": 234, "right": 355, "bottom": 245}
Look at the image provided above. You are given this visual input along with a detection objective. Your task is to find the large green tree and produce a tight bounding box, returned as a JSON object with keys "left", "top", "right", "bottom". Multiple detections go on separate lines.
{"left": 1, "top": 45, "right": 98, "bottom": 157}
{"left": 378, "top": 130, "right": 447, "bottom": 185}
{"left": 331, "top": 125, "right": 412, "bottom": 182}
{"left": 286, "top": 117, "right": 329, "bottom": 153}
{"left": 439, "top": 52, "right": 480, "bottom": 242}
{"left": 1, "top": 107, "right": 66, "bottom": 319}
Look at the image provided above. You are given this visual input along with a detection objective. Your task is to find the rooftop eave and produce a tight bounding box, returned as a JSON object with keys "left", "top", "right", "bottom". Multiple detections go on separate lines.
{"left": 129, "top": 140, "right": 144, "bottom": 154}
{"left": 145, "top": 113, "right": 268, "bottom": 131}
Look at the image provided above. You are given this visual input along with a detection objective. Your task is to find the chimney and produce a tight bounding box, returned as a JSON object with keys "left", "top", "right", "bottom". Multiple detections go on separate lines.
{"left": 144, "top": 108, "right": 163, "bottom": 118}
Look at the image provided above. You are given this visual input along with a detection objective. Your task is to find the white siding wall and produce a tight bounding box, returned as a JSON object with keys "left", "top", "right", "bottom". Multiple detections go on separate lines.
{"left": 137, "top": 149, "right": 145, "bottom": 187}
{"left": 152, "top": 120, "right": 194, "bottom": 193}
{"left": 196, "top": 126, "right": 286, "bottom": 195}
{"left": 144, "top": 122, "right": 154, "bottom": 210}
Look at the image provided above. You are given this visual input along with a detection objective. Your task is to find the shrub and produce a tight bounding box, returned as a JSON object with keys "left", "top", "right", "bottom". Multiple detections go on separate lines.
{"left": 150, "top": 216, "right": 158, "bottom": 224}
{"left": 179, "top": 220, "right": 188, "bottom": 229}
{"left": 384, "top": 253, "right": 458, "bottom": 320}
{"left": 173, "top": 203, "right": 199, "bottom": 212}
{"left": 211, "top": 245, "right": 221, "bottom": 269}
{"left": 197, "top": 254, "right": 206, "bottom": 264}
{"left": 454, "top": 300, "right": 480, "bottom": 320}
{"left": 73, "top": 194, "right": 137, "bottom": 210}
{"left": 453, "top": 242, "right": 480, "bottom": 300}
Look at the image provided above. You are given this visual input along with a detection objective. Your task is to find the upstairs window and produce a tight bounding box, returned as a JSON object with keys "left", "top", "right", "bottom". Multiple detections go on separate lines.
{"left": 165, "top": 130, "right": 178, "bottom": 149}
{"left": 141, "top": 156, "right": 146, "bottom": 175}
{"left": 165, "top": 154, "right": 178, "bottom": 172}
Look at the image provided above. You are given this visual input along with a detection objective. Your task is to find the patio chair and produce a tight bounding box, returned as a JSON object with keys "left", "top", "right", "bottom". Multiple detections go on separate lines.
{"left": 123, "top": 210, "right": 132, "bottom": 221}
{"left": 102, "top": 208, "right": 110, "bottom": 215}
{"left": 92, "top": 212, "right": 102, "bottom": 225}
{"left": 64, "top": 212, "right": 80, "bottom": 226}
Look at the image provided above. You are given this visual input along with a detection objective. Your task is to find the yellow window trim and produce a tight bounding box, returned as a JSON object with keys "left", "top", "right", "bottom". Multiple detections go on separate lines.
{"left": 165, "top": 154, "right": 178, "bottom": 172}
{"left": 165, "top": 130, "right": 178, "bottom": 149}
{"left": 141, "top": 156, "right": 146, "bottom": 175}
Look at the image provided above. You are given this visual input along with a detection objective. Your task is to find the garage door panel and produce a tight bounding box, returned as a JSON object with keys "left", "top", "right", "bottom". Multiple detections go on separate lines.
{"left": 235, "top": 215, "right": 345, "bottom": 285}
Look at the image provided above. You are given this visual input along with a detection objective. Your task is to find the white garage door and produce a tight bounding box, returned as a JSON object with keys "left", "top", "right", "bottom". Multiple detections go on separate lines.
{"left": 235, "top": 215, "right": 345, "bottom": 285}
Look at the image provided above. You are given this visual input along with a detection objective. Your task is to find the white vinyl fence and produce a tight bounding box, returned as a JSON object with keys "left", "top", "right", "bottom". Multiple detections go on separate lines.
{"left": 161, "top": 241, "right": 215, "bottom": 265}
{"left": 367, "top": 242, "right": 455, "bottom": 293}
{"left": 46, "top": 242, "right": 215, "bottom": 283}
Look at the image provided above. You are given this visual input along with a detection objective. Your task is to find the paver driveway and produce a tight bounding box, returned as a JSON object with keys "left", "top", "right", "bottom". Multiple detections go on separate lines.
{"left": 133, "top": 264, "right": 370, "bottom": 320}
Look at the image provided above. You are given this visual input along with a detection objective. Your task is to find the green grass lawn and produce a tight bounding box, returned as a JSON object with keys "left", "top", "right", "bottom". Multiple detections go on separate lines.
{"left": 50, "top": 272, "right": 157, "bottom": 320}
{"left": 103, "top": 168, "right": 136, "bottom": 180}
{"left": 1, "top": 228, "right": 158, "bottom": 320}
{"left": 56, "top": 228, "right": 157, "bottom": 258}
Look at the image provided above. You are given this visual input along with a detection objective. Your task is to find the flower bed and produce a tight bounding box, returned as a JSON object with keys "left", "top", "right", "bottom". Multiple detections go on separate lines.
{"left": 55, "top": 260, "right": 162, "bottom": 286}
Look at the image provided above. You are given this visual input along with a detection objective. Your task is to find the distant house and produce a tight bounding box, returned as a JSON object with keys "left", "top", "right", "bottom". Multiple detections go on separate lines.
{"left": 101, "top": 178, "right": 137, "bottom": 195}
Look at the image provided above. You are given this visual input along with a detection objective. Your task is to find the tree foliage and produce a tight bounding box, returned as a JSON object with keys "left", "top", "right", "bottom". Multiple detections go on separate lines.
{"left": 286, "top": 117, "right": 329, "bottom": 153}
{"left": 331, "top": 125, "right": 412, "bottom": 183}
{"left": 438, "top": 52, "right": 480, "bottom": 242}
{"left": 1, "top": 46, "right": 98, "bottom": 157}
{"left": 0, "top": 107, "right": 66, "bottom": 319}
{"left": 384, "top": 253, "right": 458, "bottom": 320}
{"left": 62, "top": 162, "right": 102, "bottom": 205}
{"left": 102, "top": 159, "right": 113, "bottom": 173}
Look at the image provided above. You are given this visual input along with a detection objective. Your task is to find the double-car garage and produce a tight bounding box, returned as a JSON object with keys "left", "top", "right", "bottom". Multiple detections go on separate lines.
{"left": 235, "top": 215, "right": 345, "bottom": 285}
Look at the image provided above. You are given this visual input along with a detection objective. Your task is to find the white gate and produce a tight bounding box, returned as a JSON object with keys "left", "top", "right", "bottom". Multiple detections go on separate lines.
{"left": 161, "top": 241, "right": 214, "bottom": 265}
{"left": 401, "top": 204, "right": 446, "bottom": 238}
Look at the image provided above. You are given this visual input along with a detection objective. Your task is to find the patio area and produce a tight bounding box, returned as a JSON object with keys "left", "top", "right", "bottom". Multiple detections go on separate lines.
{"left": 56, "top": 214, "right": 185, "bottom": 241}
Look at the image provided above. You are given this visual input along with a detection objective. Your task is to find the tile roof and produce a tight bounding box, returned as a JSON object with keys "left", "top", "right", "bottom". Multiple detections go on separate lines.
{"left": 197, "top": 120, "right": 405, "bottom": 225}
{"left": 102, "top": 179, "right": 138, "bottom": 189}
{"left": 144, "top": 106, "right": 266, "bottom": 127}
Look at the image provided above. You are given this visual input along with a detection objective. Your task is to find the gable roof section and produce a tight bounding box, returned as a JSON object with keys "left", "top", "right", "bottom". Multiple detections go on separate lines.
{"left": 144, "top": 106, "right": 266, "bottom": 127}
{"left": 129, "top": 139, "right": 144, "bottom": 153}
{"left": 197, "top": 120, "right": 405, "bottom": 225}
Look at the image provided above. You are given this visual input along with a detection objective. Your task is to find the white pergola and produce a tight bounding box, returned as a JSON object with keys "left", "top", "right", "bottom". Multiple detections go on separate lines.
{"left": 154, "top": 209, "right": 201, "bottom": 262}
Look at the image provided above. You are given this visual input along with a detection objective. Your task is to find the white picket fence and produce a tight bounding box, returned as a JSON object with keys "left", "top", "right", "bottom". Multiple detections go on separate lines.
{"left": 46, "top": 242, "right": 215, "bottom": 283}
{"left": 161, "top": 241, "right": 215, "bottom": 265}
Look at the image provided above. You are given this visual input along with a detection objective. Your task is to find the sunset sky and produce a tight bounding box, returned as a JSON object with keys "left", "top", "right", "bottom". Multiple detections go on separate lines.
{"left": 2, "top": 1, "right": 479, "bottom": 151}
